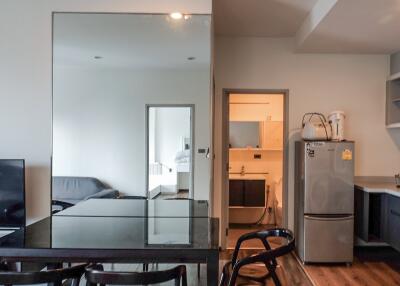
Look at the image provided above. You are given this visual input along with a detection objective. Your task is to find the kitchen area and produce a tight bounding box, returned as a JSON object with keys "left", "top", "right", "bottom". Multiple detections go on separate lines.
{"left": 227, "top": 93, "right": 284, "bottom": 247}
{"left": 292, "top": 50, "right": 400, "bottom": 278}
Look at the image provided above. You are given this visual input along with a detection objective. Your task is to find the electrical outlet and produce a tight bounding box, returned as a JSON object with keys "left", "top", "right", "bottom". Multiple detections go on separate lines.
{"left": 254, "top": 154, "right": 262, "bottom": 159}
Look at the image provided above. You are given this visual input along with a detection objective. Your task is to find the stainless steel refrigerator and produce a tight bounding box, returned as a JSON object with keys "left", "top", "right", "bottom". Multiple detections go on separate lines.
{"left": 295, "top": 141, "right": 354, "bottom": 263}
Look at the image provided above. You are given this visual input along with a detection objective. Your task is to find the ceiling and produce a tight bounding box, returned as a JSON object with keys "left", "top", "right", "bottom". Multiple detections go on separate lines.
{"left": 297, "top": 0, "right": 400, "bottom": 54}
{"left": 53, "top": 13, "right": 211, "bottom": 69}
{"left": 214, "top": 0, "right": 318, "bottom": 37}
{"left": 215, "top": 0, "right": 400, "bottom": 54}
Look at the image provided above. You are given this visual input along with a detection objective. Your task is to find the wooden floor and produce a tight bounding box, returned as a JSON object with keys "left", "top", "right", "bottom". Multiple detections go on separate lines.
{"left": 302, "top": 247, "right": 400, "bottom": 286}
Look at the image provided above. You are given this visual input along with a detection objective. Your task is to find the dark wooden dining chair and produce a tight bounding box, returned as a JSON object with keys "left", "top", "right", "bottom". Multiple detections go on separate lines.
{"left": 85, "top": 264, "right": 187, "bottom": 285}
{"left": 0, "top": 263, "right": 87, "bottom": 286}
{"left": 220, "top": 228, "right": 295, "bottom": 286}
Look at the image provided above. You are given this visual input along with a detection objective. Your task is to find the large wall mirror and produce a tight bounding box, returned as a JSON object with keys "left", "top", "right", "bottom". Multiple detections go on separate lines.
{"left": 52, "top": 13, "right": 211, "bottom": 213}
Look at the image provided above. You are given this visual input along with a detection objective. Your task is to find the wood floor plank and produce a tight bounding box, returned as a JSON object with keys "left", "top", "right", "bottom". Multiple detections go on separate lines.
{"left": 303, "top": 258, "right": 400, "bottom": 286}
{"left": 368, "top": 262, "right": 400, "bottom": 285}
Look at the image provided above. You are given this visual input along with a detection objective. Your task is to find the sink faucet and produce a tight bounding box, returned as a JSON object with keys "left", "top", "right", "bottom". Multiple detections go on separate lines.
{"left": 240, "top": 165, "right": 245, "bottom": 176}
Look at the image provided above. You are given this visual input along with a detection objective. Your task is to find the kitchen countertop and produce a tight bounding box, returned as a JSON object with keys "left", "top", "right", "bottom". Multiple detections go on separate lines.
{"left": 229, "top": 173, "right": 267, "bottom": 180}
{"left": 355, "top": 178, "right": 400, "bottom": 198}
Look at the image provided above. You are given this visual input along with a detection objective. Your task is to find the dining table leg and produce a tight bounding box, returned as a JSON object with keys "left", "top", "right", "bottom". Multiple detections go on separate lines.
{"left": 207, "top": 250, "right": 220, "bottom": 286}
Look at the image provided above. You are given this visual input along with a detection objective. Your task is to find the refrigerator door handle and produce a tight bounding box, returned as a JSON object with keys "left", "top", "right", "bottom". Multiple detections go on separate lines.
{"left": 304, "top": 215, "right": 354, "bottom": 221}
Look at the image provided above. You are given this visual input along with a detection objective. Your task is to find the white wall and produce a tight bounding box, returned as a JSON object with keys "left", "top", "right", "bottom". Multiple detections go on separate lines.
{"left": 214, "top": 37, "right": 400, "bottom": 231}
{"left": 0, "top": 0, "right": 211, "bottom": 224}
{"left": 53, "top": 67, "right": 209, "bottom": 198}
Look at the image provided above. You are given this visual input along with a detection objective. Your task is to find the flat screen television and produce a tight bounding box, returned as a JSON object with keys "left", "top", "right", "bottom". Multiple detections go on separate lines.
{"left": 0, "top": 159, "right": 25, "bottom": 227}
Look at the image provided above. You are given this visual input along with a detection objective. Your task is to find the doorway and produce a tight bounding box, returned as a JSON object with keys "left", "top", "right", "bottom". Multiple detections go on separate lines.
{"left": 221, "top": 90, "right": 289, "bottom": 249}
{"left": 146, "top": 105, "right": 194, "bottom": 199}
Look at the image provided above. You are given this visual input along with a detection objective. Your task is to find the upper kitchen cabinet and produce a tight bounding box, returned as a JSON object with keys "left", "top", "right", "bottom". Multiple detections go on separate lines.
{"left": 387, "top": 51, "right": 400, "bottom": 128}
{"left": 386, "top": 74, "right": 400, "bottom": 128}
{"left": 229, "top": 94, "right": 283, "bottom": 122}
{"left": 260, "top": 121, "right": 283, "bottom": 151}
{"left": 229, "top": 93, "right": 283, "bottom": 151}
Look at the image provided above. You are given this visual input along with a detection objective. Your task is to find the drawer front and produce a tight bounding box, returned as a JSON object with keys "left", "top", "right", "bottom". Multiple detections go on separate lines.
{"left": 388, "top": 195, "right": 400, "bottom": 251}
{"left": 304, "top": 215, "right": 354, "bottom": 263}
{"left": 244, "top": 180, "right": 265, "bottom": 207}
{"left": 229, "top": 180, "right": 244, "bottom": 206}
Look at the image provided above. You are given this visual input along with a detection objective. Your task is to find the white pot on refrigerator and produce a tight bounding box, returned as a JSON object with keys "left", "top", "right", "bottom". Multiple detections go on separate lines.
{"left": 328, "top": 111, "right": 345, "bottom": 141}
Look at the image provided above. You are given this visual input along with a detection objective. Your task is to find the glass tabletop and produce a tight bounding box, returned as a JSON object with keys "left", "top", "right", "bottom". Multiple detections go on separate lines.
{"left": 54, "top": 199, "right": 209, "bottom": 218}
{"left": 0, "top": 216, "right": 218, "bottom": 250}
{"left": 0, "top": 200, "right": 218, "bottom": 250}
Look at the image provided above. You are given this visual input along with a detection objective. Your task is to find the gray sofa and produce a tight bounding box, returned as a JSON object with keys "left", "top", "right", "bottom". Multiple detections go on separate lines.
{"left": 52, "top": 176, "right": 119, "bottom": 210}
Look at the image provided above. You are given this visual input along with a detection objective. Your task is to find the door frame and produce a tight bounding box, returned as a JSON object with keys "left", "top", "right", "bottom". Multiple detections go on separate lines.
{"left": 220, "top": 89, "right": 289, "bottom": 249}
{"left": 145, "top": 104, "right": 195, "bottom": 199}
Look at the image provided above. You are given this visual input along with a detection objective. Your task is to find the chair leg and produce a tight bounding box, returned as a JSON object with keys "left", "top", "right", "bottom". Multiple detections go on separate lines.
{"left": 182, "top": 269, "right": 188, "bottom": 286}
{"left": 265, "top": 262, "right": 281, "bottom": 286}
{"left": 219, "top": 267, "right": 228, "bottom": 286}
{"left": 143, "top": 263, "right": 149, "bottom": 272}
{"left": 197, "top": 263, "right": 200, "bottom": 279}
{"left": 227, "top": 265, "right": 240, "bottom": 286}
{"left": 270, "top": 270, "right": 281, "bottom": 286}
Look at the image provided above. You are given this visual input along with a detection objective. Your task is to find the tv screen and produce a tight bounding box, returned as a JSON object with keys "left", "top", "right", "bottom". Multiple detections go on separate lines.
{"left": 0, "top": 160, "right": 25, "bottom": 227}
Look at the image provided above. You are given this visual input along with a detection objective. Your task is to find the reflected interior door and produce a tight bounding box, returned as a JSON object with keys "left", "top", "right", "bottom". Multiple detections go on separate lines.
{"left": 147, "top": 106, "right": 194, "bottom": 199}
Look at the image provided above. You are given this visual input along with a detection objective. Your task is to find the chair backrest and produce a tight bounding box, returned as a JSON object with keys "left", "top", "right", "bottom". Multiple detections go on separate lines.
{"left": 0, "top": 264, "right": 87, "bottom": 285}
{"left": 52, "top": 176, "right": 106, "bottom": 200}
{"left": 85, "top": 265, "right": 187, "bottom": 286}
{"left": 231, "top": 228, "right": 295, "bottom": 266}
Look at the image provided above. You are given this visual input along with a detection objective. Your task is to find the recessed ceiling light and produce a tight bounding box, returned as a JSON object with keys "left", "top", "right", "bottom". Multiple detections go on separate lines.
{"left": 94, "top": 56, "right": 103, "bottom": 59}
{"left": 170, "top": 12, "right": 183, "bottom": 20}
{"left": 187, "top": 57, "right": 196, "bottom": 61}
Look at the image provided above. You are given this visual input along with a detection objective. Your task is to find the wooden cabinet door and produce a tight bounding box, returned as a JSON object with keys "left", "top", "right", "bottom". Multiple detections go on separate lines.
{"left": 262, "top": 121, "right": 283, "bottom": 150}
{"left": 244, "top": 180, "right": 265, "bottom": 207}
{"left": 229, "top": 180, "right": 244, "bottom": 206}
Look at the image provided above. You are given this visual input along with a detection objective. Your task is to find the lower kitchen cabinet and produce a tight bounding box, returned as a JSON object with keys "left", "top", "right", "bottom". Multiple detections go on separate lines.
{"left": 354, "top": 188, "right": 400, "bottom": 252}
{"left": 387, "top": 195, "right": 400, "bottom": 251}
{"left": 229, "top": 180, "right": 244, "bottom": 206}
{"left": 244, "top": 180, "right": 265, "bottom": 206}
{"left": 229, "top": 179, "right": 265, "bottom": 207}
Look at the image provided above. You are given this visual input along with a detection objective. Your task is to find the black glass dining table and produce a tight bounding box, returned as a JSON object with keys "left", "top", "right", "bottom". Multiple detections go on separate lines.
{"left": 0, "top": 199, "right": 219, "bottom": 285}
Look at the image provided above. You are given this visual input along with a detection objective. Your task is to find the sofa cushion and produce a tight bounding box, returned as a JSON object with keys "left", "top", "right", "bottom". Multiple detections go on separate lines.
{"left": 52, "top": 176, "right": 107, "bottom": 200}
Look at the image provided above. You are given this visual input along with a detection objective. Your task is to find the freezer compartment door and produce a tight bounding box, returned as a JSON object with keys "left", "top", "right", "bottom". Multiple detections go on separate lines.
{"left": 303, "top": 215, "right": 354, "bottom": 263}
{"left": 304, "top": 141, "right": 354, "bottom": 214}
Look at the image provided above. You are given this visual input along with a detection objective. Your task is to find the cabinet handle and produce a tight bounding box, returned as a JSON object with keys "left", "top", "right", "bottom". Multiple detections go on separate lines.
{"left": 304, "top": 215, "right": 354, "bottom": 221}
{"left": 391, "top": 209, "right": 400, "bottom": 217}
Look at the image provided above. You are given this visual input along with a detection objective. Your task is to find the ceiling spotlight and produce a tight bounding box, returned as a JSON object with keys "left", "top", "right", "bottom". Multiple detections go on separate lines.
{"left": 170, "top": 12, "right": 183, "bottom": 20}
{"left": 187, "top": 57, "right": 196, "bottom": 61}
{"left": 94, "top": 56, "right": 103, "bottom": 59}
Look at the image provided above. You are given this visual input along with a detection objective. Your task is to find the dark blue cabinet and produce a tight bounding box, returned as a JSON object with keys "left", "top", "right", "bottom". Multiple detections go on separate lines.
{"left": 229, "top": 179, "right": 265, "bottom": 207}
{"left": 387, "top": 195, "right": 400, "bottom": 251}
